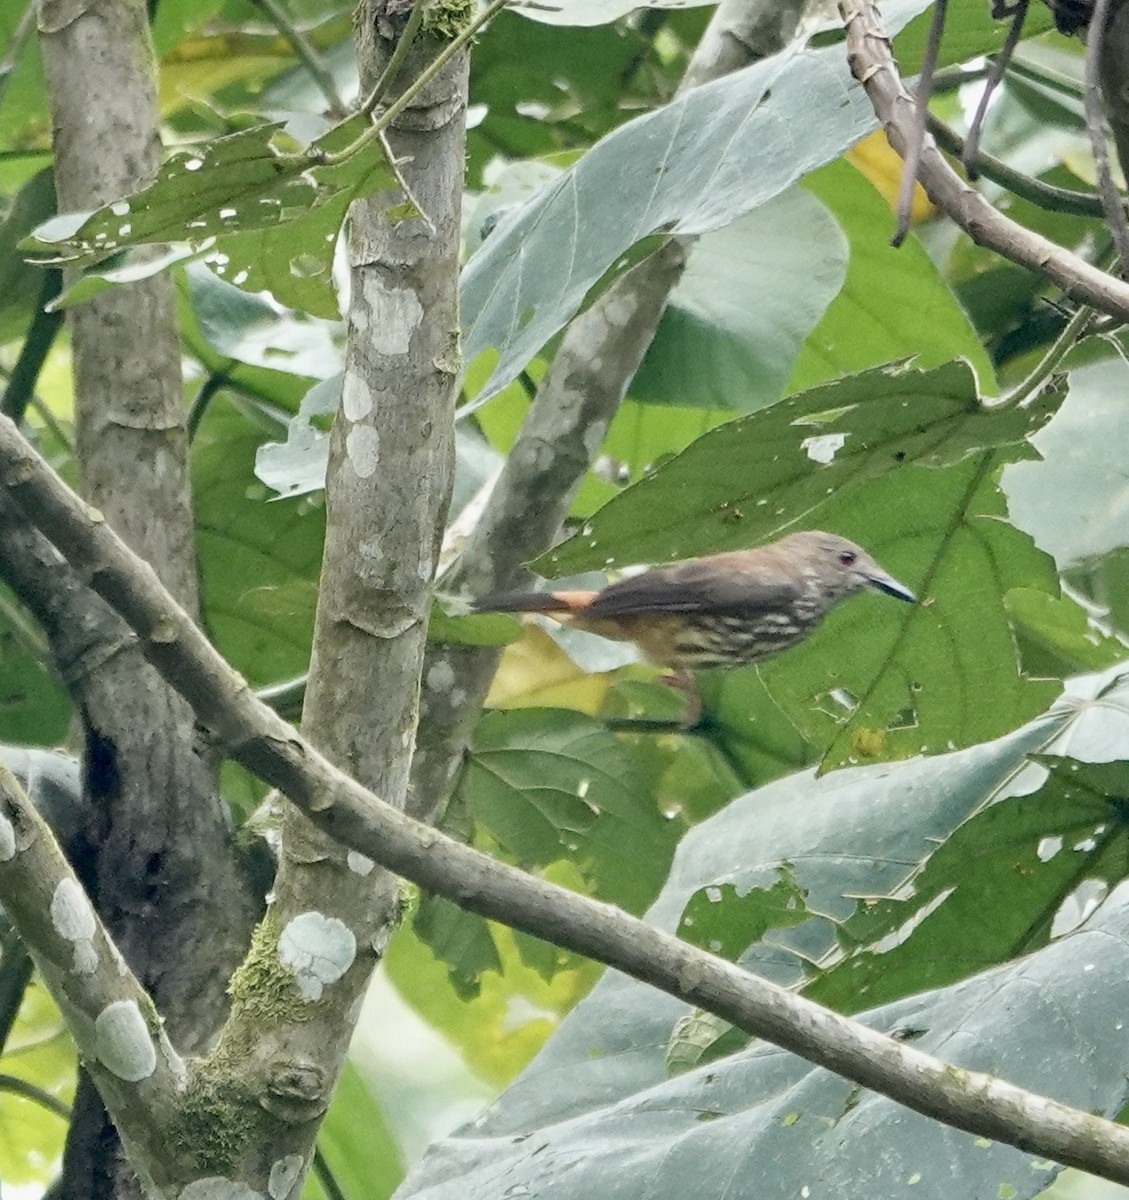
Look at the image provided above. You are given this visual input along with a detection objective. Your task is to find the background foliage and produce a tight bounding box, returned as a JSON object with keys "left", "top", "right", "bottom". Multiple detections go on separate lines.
{"left": 2, "top": 0, "right": 1129, "bottom": 1198}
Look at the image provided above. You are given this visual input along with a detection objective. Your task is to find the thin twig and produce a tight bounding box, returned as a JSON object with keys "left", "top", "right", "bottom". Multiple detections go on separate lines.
{"left": 841, "top": 0, "right": 1129, "bottom": 322}
{"left": 1084, "top": 0, "right": 1129, "bottom": 277}
{"left": 893, "top": 0, "right": 947, "bottom": 246}
{"left": 249, "top": 0, "right": 347, "bottom": 115}
{"left": 962, "top": 0, "right": 1027, "bottom": 180}
{"left": 328, "top": 0, "right": 508, "bottom": 164}
{"left": 998, "top": 304, "right": 1095, "bottom": 409}
{"left": 371, "top": 0, "right": 507, "bottom": 134}
{"left": 928, "top": 115, "right": 1106, "bottom": 217}
{"left": 0, "top": 1072, "right": 71, "bottom": 1120}
{"left": 359, "top": 0, "right": 429, "bottom": 116}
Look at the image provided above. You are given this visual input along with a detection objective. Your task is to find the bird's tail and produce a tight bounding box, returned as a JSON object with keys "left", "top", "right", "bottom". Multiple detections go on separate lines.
{"left": 473, "top": 589, "right": 597, "bottom": 616}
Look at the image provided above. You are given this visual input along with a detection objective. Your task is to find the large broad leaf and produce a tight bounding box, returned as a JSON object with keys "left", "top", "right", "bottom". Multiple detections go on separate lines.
{"left": 790, "top": 159, "right": 996, "bottom": 395}
{"left": 393, "top": 668, "right": 1129, "bottom": 1200}
{"left": 539, "top": 360, "right": 1056, "bottom": 573}
{"left": 894, "top": 0, "right": 1055, "bottom": 74}
{"left": 629, "top": 187, "right": 848, "bottom": 412}
{"left": 537, "top": 363, "right": 1066, "bottom": 769}
{"left": 411, "top": 709, "right": 687, "bottom": 995}
{"left": 459, "top": 0, "right": 934, "bottom": 405}
{"left": 753, "top": 455, "right": 1062, "bottom": 768}
{"left": 21, "top": 115, "right": 398, "bottom": 318}
{"left": 460, "top": 708, "right": 683, "bottom": 913}
{"left": 667, "top": 667, "right": 1129, "bottom": 1018}
{"left": 1003, "top": 356, "right": 1129, "bottom": 567}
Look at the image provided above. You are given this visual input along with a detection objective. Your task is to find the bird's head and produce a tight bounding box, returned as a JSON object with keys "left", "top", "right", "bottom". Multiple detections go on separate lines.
{"left": 781, "top": 531, "right": 916, "bottom": 605}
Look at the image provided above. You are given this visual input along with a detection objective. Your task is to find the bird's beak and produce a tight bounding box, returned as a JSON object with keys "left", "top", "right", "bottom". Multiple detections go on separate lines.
{"left": 866, "top": 571, "right": 916, "bottom": 603}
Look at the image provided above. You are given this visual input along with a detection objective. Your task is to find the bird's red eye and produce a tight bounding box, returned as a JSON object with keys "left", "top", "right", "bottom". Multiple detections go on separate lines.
{"left": 839, "top": 551, "right": 856, "bottom": 566}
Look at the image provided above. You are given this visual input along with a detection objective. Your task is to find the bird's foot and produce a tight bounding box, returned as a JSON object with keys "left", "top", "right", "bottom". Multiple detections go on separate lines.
{"left": 661, "top": 669, "right": 702, "bottom": 729}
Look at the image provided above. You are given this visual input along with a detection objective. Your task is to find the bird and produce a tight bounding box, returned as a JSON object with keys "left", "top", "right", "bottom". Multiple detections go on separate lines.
{"left": 473, "top": 531, "right": 916, "bottom": 677}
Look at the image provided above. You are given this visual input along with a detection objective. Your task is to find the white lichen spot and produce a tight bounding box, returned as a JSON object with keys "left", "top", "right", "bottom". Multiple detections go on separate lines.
{"left": 361, "top": 276, "right": 423, "bottom": 355}
{"left": 110, "top": 201, "right": 130, "bottom": 217}
{"left": 347, "top": 850, "right": 374, "bottom": 877}
{"left": 0, "top": 812, "right": 15, "bottom": 861}
{"left": 268, "top": 1155, "right": 304, "bottom": 1199}
{"left": 184, "top": 158, "right": 204, "bottom": 172}
{"left": 278, "top": 912, "right": 356, "bottom": 1000}
{"left": 95, "top": 999, "right": 157, "bottom": 1081}
{"left": 449, "top": 688, "right": 466, "bottom": 710}
{"left": 342, "top": 375, "right": 374, "bottom": 421}
{"left": 426, "top": 660, "right": 456, "bottom": 692}
{"left": 358, "top": 539, "right": 383, "bottom": 562}
{"left": 1037, "top": 836, "right": 1062, "bottom": 862}
{"left": 179, "top": 1178, "right": 265, "bottom": 1200}
{"left": 801, "top": 432, "right": 848, "bottom": 464}
{"left": 51, "top": 878, "right": 98, "bottom": 974}
{"left": 599, "top": 291, "right": 635, "bottom": 329}
{"left": 219, "top": 207, "right": 237, "bottom": 220}
{"left": 232, "top": 270, "right": 249, "bottom": 286}
{"left": 345, "top": 426, "right": 380, "bottom": 479}
{"left": 118, "top": 223, "right": 132, "bottom": 237}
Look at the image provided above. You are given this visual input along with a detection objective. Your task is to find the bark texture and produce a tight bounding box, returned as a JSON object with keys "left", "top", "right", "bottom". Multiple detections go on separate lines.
{"left": 36, "top": 2, "right": 256, "bottom": 1194}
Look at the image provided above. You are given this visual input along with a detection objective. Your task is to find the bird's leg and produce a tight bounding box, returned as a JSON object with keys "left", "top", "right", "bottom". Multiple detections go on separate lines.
{"left": 661, "top": 668, "right": 702, "bottom": 729}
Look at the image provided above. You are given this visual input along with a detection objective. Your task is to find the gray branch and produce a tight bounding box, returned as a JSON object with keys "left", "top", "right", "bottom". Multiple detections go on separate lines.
{"left": 37, "top": 4, "right": 259, "bottom": 1189}
{"left": 7, "top": 416, "right": 1129, "bottom": 1189}
{"left": 0, "top": 762, "right": 187, "bottom": 1187}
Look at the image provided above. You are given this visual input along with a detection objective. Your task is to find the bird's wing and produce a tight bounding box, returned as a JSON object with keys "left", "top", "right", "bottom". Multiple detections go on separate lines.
{"left": 582, "top": 556, "right": 801, "bottom": 619}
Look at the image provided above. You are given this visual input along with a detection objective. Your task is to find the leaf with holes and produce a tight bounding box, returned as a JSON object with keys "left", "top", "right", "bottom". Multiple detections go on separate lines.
{"left": 395, "top": 669, "right": 1129, "bottom": 1200}
{"left": 537, "top": 360, "right": 1060, "bottom": 574}
{"left": 21, "top": 115, "right": 401, "bottom": 317}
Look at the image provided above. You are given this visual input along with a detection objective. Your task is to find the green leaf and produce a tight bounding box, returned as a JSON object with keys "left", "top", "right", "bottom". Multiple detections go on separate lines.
{"left": 310, "top": 1058, "right": 404, "bottom": 1200}
{"left": 193, "top": 397, "right": 325, "bottom": 687}
{"left": 0, "top": 613, "right": 71, "bottom": 747}
{"left": 791, "top": 159, "right": 996, "bottom": 395}
{"left": 812, "top": 751, "right": 1129, "bottom": 1014}
{"left": 629, "top": 188, "right": 847, "bottom": 411}
{"left": 460, "top": 708, "right": 681, "bottom": 912}
{"left": 414, "top": 893, "right": 504, "bottom": 999}
{"left": 1006, "top": 588, "right": 1128, "bottom": 675}
{"left": 0, "top": 979, "right": 74, "bottom": 1190}
{"left": 678, "top": 868, "right": 810, "bottom": 960}
{"left": 0, "top": 169, "right": 56, "bottom": 346}
{"left": 460, "top": 0, "right": 934, "bottom": 405}
{"left": 395, "top": 671, "right": 1129, "bottom": 1200}
{"left": 22, "top": 116, "right": 398, "bottom": 317}
{"left": 1004, "top": 357, "right": 1129, "bottom": 567}
{"left": 893, "top": 0, "right": 1054, "bottom": 75}
{"left": 539, "top": 361, "right": 1056, "bottom": 573}
{"left": 755, "top": 454, "right": 1062, "bottom": 768}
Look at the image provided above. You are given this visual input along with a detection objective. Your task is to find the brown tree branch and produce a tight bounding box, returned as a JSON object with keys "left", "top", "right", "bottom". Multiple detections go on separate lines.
{"left": 840, "top": 0, "right": 1129, "bottom": 321}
